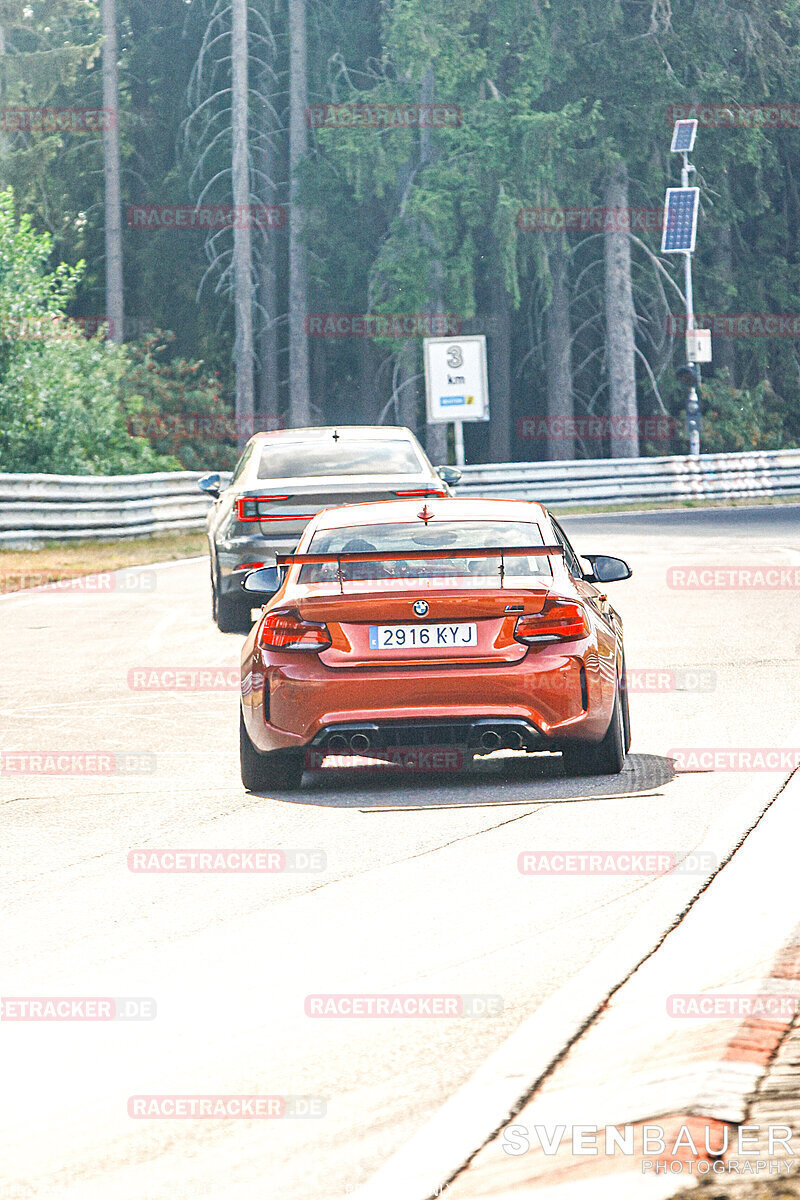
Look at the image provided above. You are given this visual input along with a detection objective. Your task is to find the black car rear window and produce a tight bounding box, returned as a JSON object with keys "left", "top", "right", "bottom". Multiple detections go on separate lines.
{"left": 257, "top": 440, "right": 424, "bottom": 479}
{"left": 299, "top": 521, "right": 553, "bottom": 583}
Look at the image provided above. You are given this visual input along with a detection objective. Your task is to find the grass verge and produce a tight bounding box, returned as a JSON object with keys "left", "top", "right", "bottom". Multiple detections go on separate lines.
{"left": 553, "top": 493, "right": 800, "bottom": 516}
{"left": 0, "top": 532, "right": 207, "bottom": 594}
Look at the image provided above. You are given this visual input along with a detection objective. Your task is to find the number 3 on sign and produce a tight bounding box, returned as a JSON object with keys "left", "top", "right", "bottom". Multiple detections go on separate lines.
{"left": 446, "top": 345, "right": 463, "bottom": 369}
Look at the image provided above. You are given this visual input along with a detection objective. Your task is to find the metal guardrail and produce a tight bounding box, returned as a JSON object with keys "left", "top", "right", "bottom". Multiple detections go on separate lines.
{"left": 453, "top": 448, "right": 800, "bottom": 506}
{"left": 0, "top": 471, "right": 231, "bottom": 546}
{"left": 0, "top": 449, "right": 798, "bottom": 545}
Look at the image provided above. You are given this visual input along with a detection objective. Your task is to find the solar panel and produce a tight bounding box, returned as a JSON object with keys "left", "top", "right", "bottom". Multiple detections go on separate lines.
{"left": 661, "top": 187, "right": 699, "bottom": 253}
{"left": 671, "top": 119, "right": 697, "bottom": 154}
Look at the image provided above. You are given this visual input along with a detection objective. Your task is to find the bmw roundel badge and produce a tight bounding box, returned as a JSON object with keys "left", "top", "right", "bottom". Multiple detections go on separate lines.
{"left": 413, "top": 600, "right": 429, "bottom": 617}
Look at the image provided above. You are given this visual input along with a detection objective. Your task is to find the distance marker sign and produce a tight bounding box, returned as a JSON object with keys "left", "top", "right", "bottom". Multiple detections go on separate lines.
{"left": 423, "top": 335, "right": 489, "bottom": 423}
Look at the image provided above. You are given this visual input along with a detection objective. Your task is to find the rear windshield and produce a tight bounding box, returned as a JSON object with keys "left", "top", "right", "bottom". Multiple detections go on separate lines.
{"left": 299, "top": 521, "right": 552, "bottom": 584}
{"left": 257, "top": 439, "right": 425, "bottom": 479}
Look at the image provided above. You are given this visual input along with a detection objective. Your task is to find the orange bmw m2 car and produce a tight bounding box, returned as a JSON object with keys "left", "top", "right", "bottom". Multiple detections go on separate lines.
{"left": 238, "top": 498, "right": 632, "bottom": 790}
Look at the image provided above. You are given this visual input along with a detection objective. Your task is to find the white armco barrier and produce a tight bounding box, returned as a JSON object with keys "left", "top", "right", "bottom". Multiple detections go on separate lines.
{"left": 453, "top": 448, "right": 800, "bottom": 506}
{"left": 0, "top": 471, "right": 228, "bottom": 546}
{"left": 0, "top": 449, "right": 798, "bottom": 544}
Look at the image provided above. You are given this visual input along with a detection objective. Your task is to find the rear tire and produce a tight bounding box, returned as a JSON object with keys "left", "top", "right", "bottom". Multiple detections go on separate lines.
{"left": 240, "top": 710, "right": 304, "bottom": 791}
{"left": 213, "top": 565, "right": 250, "bottom": 633}
{"left": 561, "top": 684, "right": 626, "bottom": 777}
{"left": 620, "top": 654, "right": 632, "bottom": 753}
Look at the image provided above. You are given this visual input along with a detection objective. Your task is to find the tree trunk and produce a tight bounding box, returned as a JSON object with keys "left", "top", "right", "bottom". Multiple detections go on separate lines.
{"left": 101, "top": 0, "right": 124, "bottom": 344}
{"left": 418, "top": 63, "right": 448, "bottom": 464}
{"left": 231, "top": 0, "right": 254, "bottom": 445}
{"left": 311, "top": 337, "right": 326, "bottom": 418}
{"left": 357, "top": 339, "right": 382, "bottom": 424}
{"left": 255, "top": 133, "right": 279, "bottom": 428}
{"left": 394, "top": 339, "right": 419, "bottom": 432}
{"left": 714, "top": 221, "right": 737, "bottom": 383}
{"left": 0, "top": 25, "right": 8, "bottom": 164}
{"left": 545, "top": 239, "right": 574, "bottom": 460}
{"left": 288, "top": 0, "right": 310, "bottom": 426}
{"left": 604, "top": 161, "right": 639, "bottom": 457}
{"left": 425, "top": 407, "right": 448, "bottom": 463}
{"left": 487, "top": 253, "right": 511, "bottom": 463}
{"left": 255, "top": 241, "right": 279, "bottom": 427}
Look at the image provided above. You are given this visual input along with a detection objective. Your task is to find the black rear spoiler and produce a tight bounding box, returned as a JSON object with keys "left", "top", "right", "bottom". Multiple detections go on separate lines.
{"left": 276, "top": 544, "right": 564, "bottom": 592}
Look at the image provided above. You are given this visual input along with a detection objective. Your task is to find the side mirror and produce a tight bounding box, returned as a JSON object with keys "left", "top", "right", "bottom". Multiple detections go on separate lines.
{"left": 582, "top": 554, "right": 632, "bottom": 584}
{"left": 241, "top": 565, "right": 281, "bottom": 596}
{"left": 198, "top": 471, "right": 222, "bottom": 499}
{"left": 436, "top": 465, "right": 462, "bottom": 486}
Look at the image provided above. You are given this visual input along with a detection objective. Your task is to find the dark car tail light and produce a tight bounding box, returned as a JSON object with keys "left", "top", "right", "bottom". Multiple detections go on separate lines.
{"left": 259, "top": 513, "right": 317, "bottom": 521}
{"left": 514, "top": 599, "right": 590, "bottom": 645}
{"left": 235, "top": 495, "right": 290, "bottom": 521}
{"left": 394, "top": 488, "right": 447, "bottom": 498}
{"left": 258, "top": 609, "right": 331, "bottom": 651}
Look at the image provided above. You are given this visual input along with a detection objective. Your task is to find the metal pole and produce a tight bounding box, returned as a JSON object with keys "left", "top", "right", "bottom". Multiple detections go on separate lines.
{"left": 453, "top": 419, "right": 465, "bottom": 467}
{"left": 682, "top": 151, "right": 701, "bottom": 456}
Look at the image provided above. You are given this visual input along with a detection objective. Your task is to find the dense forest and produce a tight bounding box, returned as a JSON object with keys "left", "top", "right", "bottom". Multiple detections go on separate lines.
{"left": 1, "top": 0, "right": 800, "bottom": 471}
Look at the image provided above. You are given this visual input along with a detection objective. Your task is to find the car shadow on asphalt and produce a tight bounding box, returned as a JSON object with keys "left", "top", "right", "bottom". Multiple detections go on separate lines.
{"left": 259, "top": 752, "right": 676, "bottom": 809}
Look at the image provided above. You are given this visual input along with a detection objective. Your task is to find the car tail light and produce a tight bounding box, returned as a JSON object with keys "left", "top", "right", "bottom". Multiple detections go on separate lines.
{"left": 514, "top": 599, "right": 590, "bottom": 645}
{"left": 235, "top": 495, "right": 290, "bottom": 521}
{"left": 258, "top": 513, "right": 317, "bottom": 521}
{"left": 394, "top": 488, "right": 447, "bottom": 497}
{"left": 235, "top": 560, "right": 266, "bottom": 572}
{"left": 258, "top": 609, "right": 331, "bottom": 651}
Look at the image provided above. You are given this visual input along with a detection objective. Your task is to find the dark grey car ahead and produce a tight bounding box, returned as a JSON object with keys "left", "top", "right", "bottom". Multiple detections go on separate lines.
{"left": 199, "top": 425, "right": 461, "bottom": 630}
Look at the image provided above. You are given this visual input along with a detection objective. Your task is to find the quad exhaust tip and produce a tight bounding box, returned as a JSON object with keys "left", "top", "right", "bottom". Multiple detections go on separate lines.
{"left": 319, "top": 720, "right": 537, "bottom": 755}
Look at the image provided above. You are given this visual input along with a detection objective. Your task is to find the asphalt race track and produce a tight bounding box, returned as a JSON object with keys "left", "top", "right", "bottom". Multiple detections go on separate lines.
{"left": 1, "top": 504, "right": 799, "bottom": 1200}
